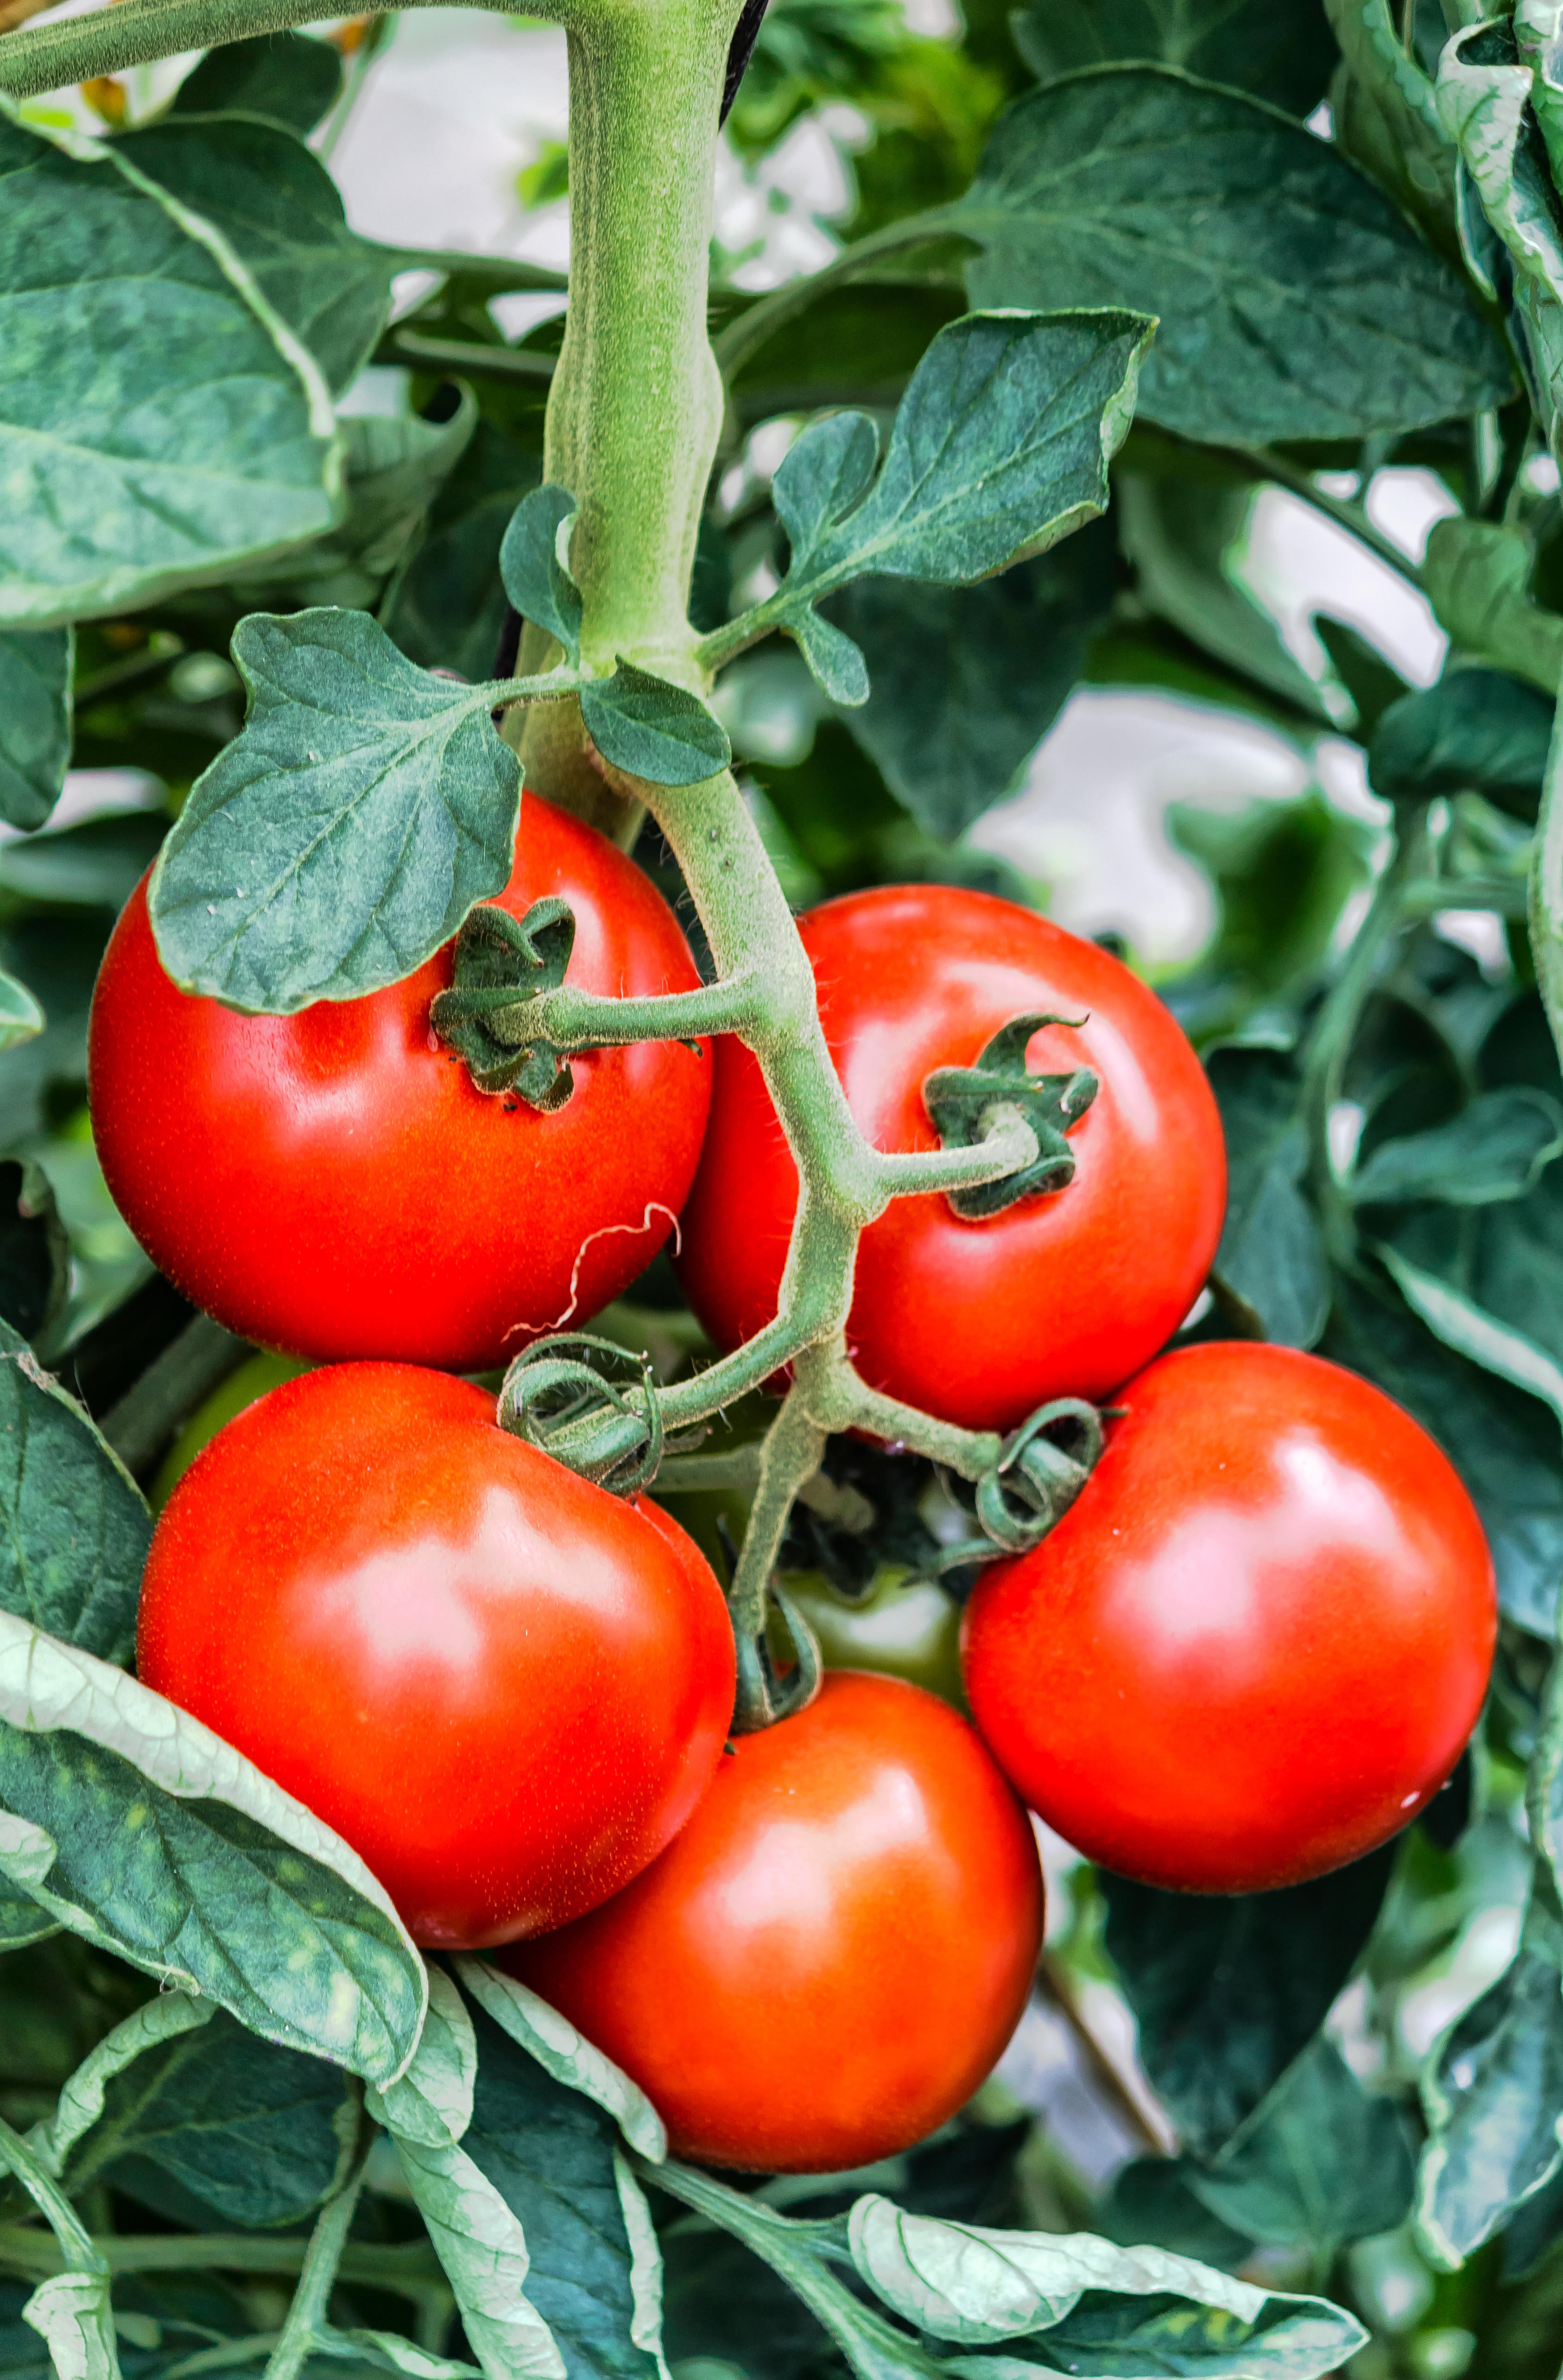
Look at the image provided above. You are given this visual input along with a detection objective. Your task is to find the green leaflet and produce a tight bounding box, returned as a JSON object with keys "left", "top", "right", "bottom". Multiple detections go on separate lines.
{"left": 1187, "top": 2040, "right": 1415, "bottom": 2255}
{"left": 1206, "top": 1044, "right": 1330, "bottom": 1349}
{"left": 1417, "top": 1865, "right": 1563, "bottom": 2267}
{"left": 0, "top": 633, "right": 71, "bottom": 832}
{"left": 456, "top": 1994, "right": 666, "bottom": 2380}
{"left": 451, "top": 1957, "right": 666, "bottom": 2162}
{"left": 826, "top": 524, "right": 1116, "bottom": 841}
{"left": 0, "top": 103, "right": 340, "bottom": 630}
{"left": 1010, "top": 0, "right": 1337, "bottom": 116}
{"left": 367, "top": 1962, "right": 478, "bottom": 2149}
{"left": 0, "top": 973, "right": 44, "bottom": 1056}
{"left": 239, "top": 397, "right": 480, "bottom": 612}
{"left": 116, "top": 114, "right": 398, "bottom": 396}
{"left": 722, "top": 309, "right": 1152, "bottom": 700}
{"left": 17, "top": 2275, "right": 118, "bottom": 2380}
{"left": 1423, "top": 517, "right": 1563, "bottom": 693}
{"left": 955, "top": 66, "right": 1511, "bottom": 444}
{"left": 0, "top": 1319, "right": 149, "bottom": 1667}
{"left": 1375, "top": 1241, "right": 1563, "bottom": 1436}
{"left": 147, "top": 609, "right": 522, "bottom": 1013}
{"left": 0, "top": 1610, "right": 425, "bottom": 2083}
{"left": 500, "top": 486, "right": 585, "bottom": 663}
{"left": 1100, "top": 1854, "right": 1395, "bottom": 2158}
{"left": 1368, "top": 666, "right": 1556, "bottom": 815}
{"left": 172, "top": 32, "right": 344, "bottom": 134}
{"left": 1352, "top": 1087, "right": 1563, "bottom": 1206}
{"left": 40, "top": 1996, "right": 360, "bottom": 2231}
{"left": 579, "top": 663, "right": 733, "bottom": 787}
{"left": 845, "top": 2197, "right": 1367, "bottom": 2372}
{"left": 1323, "top": 0, "right": 1457, "bottom": 249}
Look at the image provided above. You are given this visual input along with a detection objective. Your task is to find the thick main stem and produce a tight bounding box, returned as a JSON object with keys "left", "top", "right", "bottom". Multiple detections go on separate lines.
{"left": 511, "top": 0, "right": 741, "bottom": 832}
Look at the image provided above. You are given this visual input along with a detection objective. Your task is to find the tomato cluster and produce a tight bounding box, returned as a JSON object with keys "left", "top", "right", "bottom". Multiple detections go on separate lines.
{"left": 96, "top": 810, "right": 1497, "bottom": 2174}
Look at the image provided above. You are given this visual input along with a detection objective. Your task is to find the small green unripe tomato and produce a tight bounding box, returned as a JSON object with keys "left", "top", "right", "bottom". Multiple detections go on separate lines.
{"left": 770, "top": 1566, "right": 965, "bottom": 1707}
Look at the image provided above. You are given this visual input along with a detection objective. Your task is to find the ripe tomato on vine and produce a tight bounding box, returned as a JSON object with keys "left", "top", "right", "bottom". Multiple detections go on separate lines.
{"left": 89, "top": 796, "right": 710, "bottom": 1371}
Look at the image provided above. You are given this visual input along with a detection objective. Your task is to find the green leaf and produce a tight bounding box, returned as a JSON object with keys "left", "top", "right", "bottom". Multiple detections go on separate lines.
{"left": 116, "top": 114, "right": 396, "bottom": 395}
{"left": 241, "top": 397, "right": 479, "bottom": 612}
{"left": 454, "top": 1992, "right": 664, "bottom": 2380}
{"left": 0, "top": 1320, "right": 149, "bottom": 1666}
{"left": 1368, "top": 666, "right": 1556, "bottom": 815}
{"left": 1326, "top": 1267, "right": 1563, "bottom": 1634}
{"left": 1189, "top": 2039, "right": 1415, "bottom": 2254}
{"left": 845, "top": 2197, "right": 1367, "bottom": 2371}
{"left": 1422, "top": 518, "right": 1563, "bottom": 694}
{"left": 1100, "top": 1851, "right": 1395, "bottom": 2157}
{"left": 384, "top": 421, "right": 542, "bottom": 685}
{"left": 0, "top": 974, "right": 44, "bottom": 1056}
{"left": 40, "top": 1995, "right": 359, "bottom": 2230}
{"left": 1353, "top": 1088, "right": 1563, "bottom": 1206}
{"left": 500, "top": 487, "right": 583, "bottom": 665}
{"left": 147, "top": 609, "right": 521, "bottom": 1013}
{"left": 173, "top": 32, "right": 344, "bottom": 133}
{"left": 954, "top": 66, "right": 1512, "bottom": 444}
{"left": 0, "top": 103, "right": 340, "bottom": 629}
{"left": 725, "top": 281, "right": 968, "bottom": 416}
{"left": 1206, "top": 1044, "right": 1329, "bottom": 1349}
{"left": 825, "top": 523, "right": 1115, "bottom": 840}
{"left": 1417, "top": 1867, "right": 1563, "bottom": 2268}
{"left": 1010, "top": 0, "right": 1338, "bottom": 115}
{"left": 1436, "top": 17, "right": 1563, "bottom": 461}
{"left": 580, "top": 662, "right": 732, "bottom": 786}
{"left": 0, "top": 1609, "right": 426, "bottom": 2082}
{"left": 761, "top": 310, "right": 1150, "bottom": 700}
{"left": 451, "top": 1956, "right": 666, "bottom": 2162}
{"left": 366, "top": 1962, "right": 477, "bottom": 2149}
{"left": 0, "top": 632, "right": 71, "bottom": 832}
{"left": 1376, "top": 1240, "right": 1563, "bottom": 1437}
{"left": 383, "top": 2135, "right": 563, "bottom": 2380}
{"left": 1116, "top": 476, "right": 1332, "bottom": 722}
{"left": 19, "top": 2274, "right": 118, "bottom": 2380}
{"left": 1323, "top": 0, "right": 1456, "bottom": 253}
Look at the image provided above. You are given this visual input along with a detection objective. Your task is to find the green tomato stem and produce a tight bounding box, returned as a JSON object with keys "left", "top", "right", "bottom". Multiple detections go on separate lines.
{"left": 0, "top": 2119, "right": 106, "bottom": 2278}
{"left": 727, "top": 1382, "right": 829, "bottom": 1652}
{"left": 499, "top": 969, "right": 765, "bottom": 1051}
{"left": 1530, "top": 678, "right": 1563, "bottom": 1076}
{"left": 1300, "top": 812, "right": 1429, "bottom": 1263}
{"left": 0, "top": 0, "right": 468, "bottom": 96}
{"left": 260, "top": 2133, "right": 371, "bottom": 2380}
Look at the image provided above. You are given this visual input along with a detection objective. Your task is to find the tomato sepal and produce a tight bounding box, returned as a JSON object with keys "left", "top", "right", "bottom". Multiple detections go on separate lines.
{"left": 922, "top": 1010, "right": 1099, "bottom": 1219}
{"left": 971, "top": 1393, "right": 1104, "bottom": 1552}
{"left": 430, "top": 895, "right": 579, "bottom": 1108}
{"left": 731, "top": 1579, "right": 823, "bottom": 1734}
{"left": 499, "top": 1330, "right": 668, "bottom": 1494}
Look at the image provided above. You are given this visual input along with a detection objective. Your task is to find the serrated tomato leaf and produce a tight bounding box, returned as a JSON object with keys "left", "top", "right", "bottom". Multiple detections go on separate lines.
{"left": 0, "top": 632, "right": 71, "bottom": 832}
{"left": 0, "top": 1322, "right": 149, "bottom": 1667}
{"left": 148, "top": 609, "right": 521, "bottom": 1013}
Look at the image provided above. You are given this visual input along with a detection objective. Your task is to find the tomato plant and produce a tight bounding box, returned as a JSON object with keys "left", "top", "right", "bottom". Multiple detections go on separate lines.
{"left": 507, "top": 1671, "right": 1042, "bottom": 2170}
{"left": 89, "top": 797, "right": 710, "bottom": 1368}
{"left": 3, "top": 0, "right": 1563, "bottom": 2365}
{"left": 137, "top": 1361, "right": 737, "bottom": 1947}
{"left": 962, "top": 1342, "right": 1498, "bottom": 1893}
{"left": 677, "top": 884, "right": 1226, "bottom": 1429}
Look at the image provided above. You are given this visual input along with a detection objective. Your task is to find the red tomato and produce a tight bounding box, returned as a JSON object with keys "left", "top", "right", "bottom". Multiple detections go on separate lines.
{"left": 89, "top": 798, "right": 709, "bottom": 1369}
{"left": 136, "top": 1364, "right": 737, "bottom": 1950}
{"left": 961, "top": 1342, "right": 1497, "bottom": 1893}
{"left": 506, "top": 1671, "right": 1043, "bottom": 2171}
{"left": 675, "top": 886, "right": 1225, "bottom": 1432}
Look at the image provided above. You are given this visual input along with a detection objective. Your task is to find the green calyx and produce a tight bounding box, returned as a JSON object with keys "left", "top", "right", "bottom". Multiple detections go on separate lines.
{"left": 923, "top": 1011, "right": 1098, "bottom": 1219}
{"left": 730, "top": 1581, "right": 824, "bottom": 1734}
{"left": 429, "top": 896, "right": 580, "bottom": 1107}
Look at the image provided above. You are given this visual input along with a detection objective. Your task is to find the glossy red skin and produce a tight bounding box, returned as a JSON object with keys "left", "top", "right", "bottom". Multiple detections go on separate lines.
{"left": 676, "top": 886, "right": 1226, "bottom": 1431}
{"left": 89, "top": 798, "right": 710, "bottom": 1369}
{"left": 136, "top": 1364, "right": 737, "bottom": 1950}
{"left": 962, "top": 1342, "right": 1498, "bottom": 1893}
{"left": 507, "top": 1670, "right": 1043, "bottom": 2172}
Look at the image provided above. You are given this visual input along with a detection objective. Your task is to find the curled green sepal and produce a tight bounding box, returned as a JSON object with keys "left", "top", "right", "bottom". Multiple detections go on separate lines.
{"left": 972, "top": 1397, "right": 1104, "bottom": 1554}
{"left": 731, "top": 1582, "right": 823, "bottom": 1736}
{"left": 429, "top": 896, "right": 579, "bottom": 1109}
{"left": 923, "top": 1012, "right": 1098, "bottom": 1219}
{"left": 498, "top": 1331, "right": 665, "bottom": 1495}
